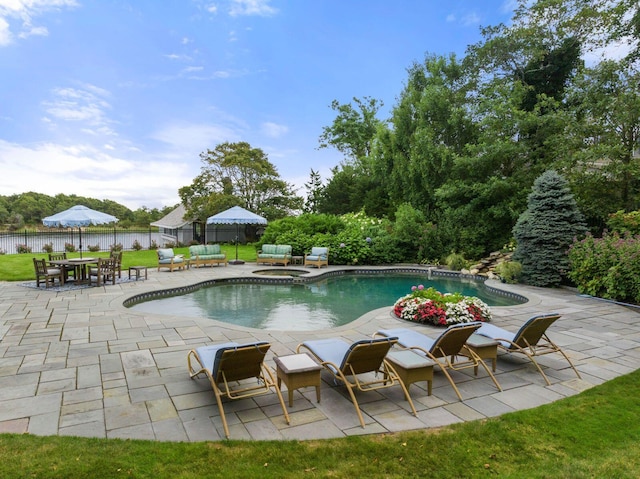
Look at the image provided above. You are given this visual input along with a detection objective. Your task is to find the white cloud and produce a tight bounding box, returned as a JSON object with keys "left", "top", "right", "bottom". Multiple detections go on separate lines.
{"left": 206, "top": 3, "right": 218, "bottom": 14}
{"left": 42, "top": 84, "right": 116, "bottom": 135}
{"left": 261, "top": 121, "right": 288, "bottom": 138}
{"left": 446, "top": 14, "right": 455, "bottom": 23}
{"left": 461, "top": 13, "right": 481, "bottom": 26}
{"left": 0, "top": 139, "right": 189, "bottom": 208}
{"left": 228, "top": 0, "right": 277, "bottom": 17}
{"left": 149, "top": 121, "right": 241, "bottom": 153}
{"left": 0, "top": 16, "right": 11, "bottom": 45}
{"left": 0, "top": 0, "right": 78, "bottom": 46}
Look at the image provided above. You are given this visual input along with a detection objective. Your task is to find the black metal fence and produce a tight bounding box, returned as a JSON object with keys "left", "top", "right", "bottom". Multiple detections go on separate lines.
{"left": 0, "top": 227, "right": 163, "bottom": 255}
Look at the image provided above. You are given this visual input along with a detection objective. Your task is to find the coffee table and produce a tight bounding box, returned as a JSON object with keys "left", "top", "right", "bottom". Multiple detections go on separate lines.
{"left": 274, "top": 353, "right": 322, "bottom": 407}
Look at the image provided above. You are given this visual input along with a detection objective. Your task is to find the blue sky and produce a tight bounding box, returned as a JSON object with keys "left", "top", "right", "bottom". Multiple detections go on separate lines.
{"left": 0, "top": 0, "right": 516, "bottom": 210}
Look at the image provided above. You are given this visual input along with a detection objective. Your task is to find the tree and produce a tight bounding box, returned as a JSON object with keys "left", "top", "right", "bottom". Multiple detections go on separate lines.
{"left": 557, "top": 60, "right": 640, "bottom": 228}
{"left": 179, "top": 142, "right": 303, "bottom": 221}
{"left": 318, "top": 96, "right": 384, "bottom": 161}
{"left": 513, "top": 170, "right": 587, "bottom": 287}
{"left": 377, "top": 54, "right": 476, "bottom": 215}
{"left": 303, "top": 169, "right": 324, "bottom": 214}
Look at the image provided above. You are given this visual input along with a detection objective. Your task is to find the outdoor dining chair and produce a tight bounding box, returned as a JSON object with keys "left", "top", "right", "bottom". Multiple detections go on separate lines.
{"left": 33, "top": 258, "right": 64, "bottom": 288}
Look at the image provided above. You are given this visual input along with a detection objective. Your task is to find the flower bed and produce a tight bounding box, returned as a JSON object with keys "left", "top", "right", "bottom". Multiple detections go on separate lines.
{"left": 393, "top": 285, "right": 492, "bottom": 326}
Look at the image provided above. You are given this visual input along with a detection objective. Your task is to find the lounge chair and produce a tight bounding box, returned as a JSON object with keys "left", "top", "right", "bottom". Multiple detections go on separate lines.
{"left": 33, "top": 258, "right": 64, "bottom": 288}
{"left": 476, "top": 313, "right": 581, "bottom": 385}
{"left": 187, "top": 341, "right": 290, "bottom": 439}
{"left": 297, "top": 336, "right": 417, "bottom": 428}
{"left": 304, "top": 247, "right": 329, "bottom": 268}
{"left": 375, "top": 323, "right": 502, "bottom": 400}
{"left": 157, "top": 248, "right": 187, "bottom": 272}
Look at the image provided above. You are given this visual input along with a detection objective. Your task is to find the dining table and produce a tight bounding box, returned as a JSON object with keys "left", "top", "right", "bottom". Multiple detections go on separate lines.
{"left": 48, "top": 257, "right": 99, "bottom": 284}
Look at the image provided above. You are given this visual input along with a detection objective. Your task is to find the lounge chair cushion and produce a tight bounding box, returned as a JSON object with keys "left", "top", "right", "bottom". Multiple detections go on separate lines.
{"left": 300, "top": 338, "right": 350, "bottom": 374}
{"left": 476, "top": 323, "right": 516, "bottom": 348}
{"left": 377, "top": 328, "right": 436, "bottom": 353}
{"left": 195, "top": 342, "right": 239, "bottom": 373}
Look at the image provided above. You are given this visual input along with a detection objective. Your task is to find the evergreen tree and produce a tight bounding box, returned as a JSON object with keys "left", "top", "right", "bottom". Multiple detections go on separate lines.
{"left": 513, "top": 170, "right": 587, "bottom": 287}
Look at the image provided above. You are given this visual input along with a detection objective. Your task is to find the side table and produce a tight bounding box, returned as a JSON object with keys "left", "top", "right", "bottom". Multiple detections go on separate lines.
{"left": 291, "top": 255, "right": 304, "bottom": 265}
{"left": 274, "top": 353, "right": 322, "bottom": 407}
{"left": 463, "top": 333, "right": 499, "bottom": 374}
{"left": 128, "top": 266, "right": 148, "bottom": 280}
{"left": 385, "top": 349, "right": 434, "bottom": 396}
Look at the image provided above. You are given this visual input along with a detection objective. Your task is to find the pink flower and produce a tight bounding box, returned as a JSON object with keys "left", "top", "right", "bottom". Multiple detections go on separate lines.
{"left": 411, "top": 286, "right": 417, "bottom": 291}
{"left": 418, "top": 284, "right": 424, "bottom": 290}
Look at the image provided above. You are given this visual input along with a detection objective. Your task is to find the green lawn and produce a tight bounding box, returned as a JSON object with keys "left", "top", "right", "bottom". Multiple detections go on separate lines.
{"left": 0, "top": 369, "right": 637, "bottom": 478}
{"left": 1, "top": 248, "right": 639, "bottom": 477}
{"left": 0, "top": 245, "right": 258, "bottom": 281}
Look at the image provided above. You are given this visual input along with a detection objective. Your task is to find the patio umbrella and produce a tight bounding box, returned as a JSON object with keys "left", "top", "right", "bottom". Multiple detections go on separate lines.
{"left": 42, "top": 205, "right": 119, "bottom": 258}
{"left": 206, "top": 206, "right": 267, "bottom": 264}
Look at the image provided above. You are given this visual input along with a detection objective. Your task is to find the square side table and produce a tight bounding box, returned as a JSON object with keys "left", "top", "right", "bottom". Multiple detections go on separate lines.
{"left": 385, "top": 349, "right": 434, "bottom": 396}
{"left": 274, "top": 353, "right": 322, "bottom": 407}
{"left": 464, "top": 333, "right": 499, "bottom": 373}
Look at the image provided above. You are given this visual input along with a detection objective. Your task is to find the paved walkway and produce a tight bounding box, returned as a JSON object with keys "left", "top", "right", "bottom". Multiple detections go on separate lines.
{"left": 1, "top": 264, "right": 639, "bottom": 441}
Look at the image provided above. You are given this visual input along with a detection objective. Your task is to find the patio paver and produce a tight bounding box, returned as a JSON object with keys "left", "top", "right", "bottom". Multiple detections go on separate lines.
{"left": 1, "top": 263, "right": 639, "bottom": 441}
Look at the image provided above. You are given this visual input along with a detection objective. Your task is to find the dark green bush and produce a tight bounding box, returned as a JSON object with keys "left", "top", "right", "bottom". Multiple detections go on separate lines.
{"left": 513, "top": 170, "right": 587, "bottom": 287}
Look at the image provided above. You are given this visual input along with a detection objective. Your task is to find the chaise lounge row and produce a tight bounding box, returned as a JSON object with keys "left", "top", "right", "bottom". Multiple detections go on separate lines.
{"left": 187, "top": 313, "right": 581, "bottom": 438}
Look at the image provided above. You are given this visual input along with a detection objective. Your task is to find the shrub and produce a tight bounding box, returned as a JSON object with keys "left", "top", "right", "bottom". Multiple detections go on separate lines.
{"left": 16, "top": 243, "right": 32, "bottom": 254}
{"left": 88, "top": 244, "right": 100, "bottom": 252}
{"left": 393, "top": 286, "right": 492, "bottom": 326}
{"left": 110, "top": 243, "right": 123, "bottom": 252}
{"left": 42, "top": 242, "right": 54, "bottom": 254}
{"left": 607, "top": 210, "right": 640, "bottom": 235}
{"left": 149, "top": 240, "right": 158, "bottom": 250}
{"left": 132, "top": 239, "right": 143, "bottom": 251}
{"left": 568, "top": 232, "right": 640, "bottom": 304}
{"left": 513, "top": 170, "right": 587, "bottom": 287}
{"left": 64, "top": 242, "right": 76, "bottom": 253}
{"left": 494, "top": 261, "right": 522, "bottom": 284}
{"left": 445, "top": 252, "right": 468, "bottom": 271}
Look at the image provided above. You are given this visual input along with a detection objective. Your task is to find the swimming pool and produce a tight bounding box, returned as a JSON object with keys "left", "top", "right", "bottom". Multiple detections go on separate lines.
{"left": 127, "top": 271, "right": 526, "bottom": 331}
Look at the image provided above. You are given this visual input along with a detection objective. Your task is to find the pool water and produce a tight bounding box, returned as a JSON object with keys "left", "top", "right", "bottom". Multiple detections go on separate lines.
{"left": 129, "top": 273, "right": 524, "bottom": 331}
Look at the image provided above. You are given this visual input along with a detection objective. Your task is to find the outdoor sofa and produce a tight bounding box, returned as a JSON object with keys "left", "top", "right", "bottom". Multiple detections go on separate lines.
{"left": 257, "top": 244, "right": 292, "bottom": 266}
{"left": 188, "top": 244, "right": 228, "bottom": 268}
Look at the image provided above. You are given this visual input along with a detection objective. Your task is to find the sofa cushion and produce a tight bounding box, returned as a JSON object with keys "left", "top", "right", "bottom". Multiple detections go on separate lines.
{"left": 158, "top": 248, "right": 175, "bottom": 260}
{"left": 275, "top": 245, "right": 292, "bottom": 255}
{"left": 262, "top": 244, "right": 277, "bottom": 254}
{"left": 190, "top": 244, "right": 222, "bottom": 257}
{"left": 204, "top": 244, "right": 221, "bottom": 255}
{"left": 308, "top": 247, "right": 328, "bottom": 259}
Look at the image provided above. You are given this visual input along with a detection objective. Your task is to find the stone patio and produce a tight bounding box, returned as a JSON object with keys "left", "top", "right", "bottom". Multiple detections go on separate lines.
{"left": 1, "top": 263, "right": 638, "bottom": 441}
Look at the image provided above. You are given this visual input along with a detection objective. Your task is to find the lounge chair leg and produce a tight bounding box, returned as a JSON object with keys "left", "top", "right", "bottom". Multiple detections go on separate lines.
{"left": 264, "top": 365, "right": 290, "bottom": 425}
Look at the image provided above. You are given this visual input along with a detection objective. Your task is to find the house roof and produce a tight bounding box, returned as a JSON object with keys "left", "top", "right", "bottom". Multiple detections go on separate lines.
{"left": 150, "top": 204, "right": 192, "bottom": 229}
